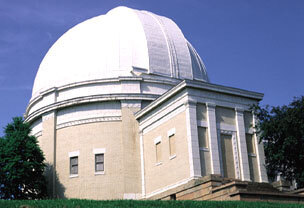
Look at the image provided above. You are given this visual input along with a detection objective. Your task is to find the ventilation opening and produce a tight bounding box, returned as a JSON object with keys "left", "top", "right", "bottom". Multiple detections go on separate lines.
{"left": 170, "top": 194, "right": 176, "bottom": 200}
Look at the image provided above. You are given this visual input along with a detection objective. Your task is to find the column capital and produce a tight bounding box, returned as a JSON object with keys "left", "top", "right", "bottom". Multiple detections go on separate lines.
{"left": 121, "top": 100, "right": 141, "bottom": 108}
{"left": 206, "top": 102, "right": 216, "bottom": 109}
{"left": 183, "top": 99, "right": 197, "bottom": 108}
{"left": 235, "top": 108, "right": 244, "bottom": 117}
{"left": 235, "top": 107, "right": 244, "bottom": 113}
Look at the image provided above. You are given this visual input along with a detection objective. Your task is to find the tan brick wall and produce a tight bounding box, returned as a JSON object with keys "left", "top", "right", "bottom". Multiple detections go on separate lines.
{"left": 55, "top": 121, "right": 125, "bottom": 199}
{"left": 143, "top": 111, "right": 190, "bottom": 195}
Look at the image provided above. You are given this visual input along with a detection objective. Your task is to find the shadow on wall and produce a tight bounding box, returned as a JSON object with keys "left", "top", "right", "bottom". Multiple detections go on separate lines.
{"left": 45, "top": 163, "right": 66, "bottom": 199}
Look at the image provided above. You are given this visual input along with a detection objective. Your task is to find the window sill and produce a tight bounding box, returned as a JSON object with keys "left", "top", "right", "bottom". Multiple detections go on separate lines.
{"left": 169, "top": 155, "right": 176, "bottom": 160}
{"left": 155, "top": 162, "right": 162, "bottom": 166}
{"left": 69, "top": 174, "right": 78, "bottom": 178}
{"left": 95, "top": 171, "right": 105, "bottom": 175}
{"left": 199, "top": 147, "right": 209, "bottom": 152}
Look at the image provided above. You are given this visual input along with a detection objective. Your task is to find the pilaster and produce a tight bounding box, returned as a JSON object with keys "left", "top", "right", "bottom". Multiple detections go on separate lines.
{"left": 184, "top": 99, "right": 201, "bottom": 178}
{"left": 206, "top": 103, "right": 221, "bottom": 174}
{"left": 235, "top": 108, "right": 251, "bottom": 181}
{"left": 253, "top": 113, "right": 268, "bottom": 182}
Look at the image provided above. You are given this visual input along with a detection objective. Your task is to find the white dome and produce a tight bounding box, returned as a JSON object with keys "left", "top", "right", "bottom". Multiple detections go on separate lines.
{"left": 32, "top": 6, "right": 209, "bottom": 98}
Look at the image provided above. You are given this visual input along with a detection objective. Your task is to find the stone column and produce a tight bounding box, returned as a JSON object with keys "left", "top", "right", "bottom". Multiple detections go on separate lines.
{"left": 253, "top": 113, "right": 268, "bottom": 182}
{"left": 185, "top": 99, "right": 201, "bottom": 178}
{"left": 235, "top": 108, "right": 251, "bottom": 181}
{"left": 206, "top": 103, "right": 221, "bottom": 175}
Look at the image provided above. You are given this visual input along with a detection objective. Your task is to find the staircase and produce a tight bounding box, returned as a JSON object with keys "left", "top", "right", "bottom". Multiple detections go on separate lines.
{"left": 147, "top": 175, "right": 304, "bottom": 204}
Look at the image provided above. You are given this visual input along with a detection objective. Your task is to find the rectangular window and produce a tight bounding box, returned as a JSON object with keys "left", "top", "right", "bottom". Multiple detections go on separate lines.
{"left": 246, "top": 133, "right": 259, "bottom": 181}
{"left": 169, "top": 134, "right": 176, "bottom": 157}
{"left": 95, "top": 153, "right": 104, "bottom": 172}
{"left": 198, "top": 127, "right": 208, "bottom": 149}
{"left": 198, "top": 127, "right": 211, "bottom": 176}
{"left": 246, "top": 133, "right": 256, "bottom": 154}
{"left": 220, "top": 134, "right": 235, "bottom": 178}
{"left": 156, "top": 142, "right": 162, "bottom": 163}
{"left": 70, "top": 156, "right": 78, "bottom": 175}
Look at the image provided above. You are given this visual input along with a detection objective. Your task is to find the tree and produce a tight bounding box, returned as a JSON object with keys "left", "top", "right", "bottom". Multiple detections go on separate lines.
{"left": 253, "top": 96, "right": 304, "bottom": 188}
{"left": 0, "top": 117, "right": 47, "bottom": 199}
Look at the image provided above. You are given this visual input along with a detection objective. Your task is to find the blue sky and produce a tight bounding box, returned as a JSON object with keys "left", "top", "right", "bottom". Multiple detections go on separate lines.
{"left": 0, "top": 0, "right": 303, "bottom": 135}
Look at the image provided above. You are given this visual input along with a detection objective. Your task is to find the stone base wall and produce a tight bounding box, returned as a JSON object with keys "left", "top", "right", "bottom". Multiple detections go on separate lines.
{"left": 147, "top": 174, "right": 304, "bottom": 204}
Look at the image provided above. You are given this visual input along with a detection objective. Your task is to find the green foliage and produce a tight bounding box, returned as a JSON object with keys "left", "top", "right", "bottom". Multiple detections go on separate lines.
{"left": 252, "top": 96, "right": 304, "bottom": 188}
{"left": 0, "top": 199, "right": 303, "bottom": 208}
{"left": 0, "top": 117, "right": 47, "bottom": 199}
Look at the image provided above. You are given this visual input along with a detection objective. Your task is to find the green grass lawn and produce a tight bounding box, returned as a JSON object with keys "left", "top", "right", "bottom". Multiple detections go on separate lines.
{"left": 0, "top": 200, "right": 304, "bottom": 208}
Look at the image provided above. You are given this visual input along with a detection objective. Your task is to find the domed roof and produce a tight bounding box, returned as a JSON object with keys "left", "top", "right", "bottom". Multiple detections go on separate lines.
{"left": 32, "top": 6, "right": 209, "bottom": 98}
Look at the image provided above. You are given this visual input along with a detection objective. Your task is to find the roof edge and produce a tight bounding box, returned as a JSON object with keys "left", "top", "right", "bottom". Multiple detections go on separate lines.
{"left": 135, "top": 79, "right": 264, "bottom": 119}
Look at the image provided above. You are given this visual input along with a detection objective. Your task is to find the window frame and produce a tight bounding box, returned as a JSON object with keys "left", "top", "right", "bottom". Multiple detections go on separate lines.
{"left": 68, "top": 150, "right": 79, "bottom": 178}
{"left": 95, "top": 153, "right": 105, "bottom": 173}
{"left": 93, "top": 148, "right": 106, "bottom": 175}
{"left": 154, "top": 136, "right": 162, "bottom": 165}
{"left": 167, "top": 128, "right": 176, "bottom": 159}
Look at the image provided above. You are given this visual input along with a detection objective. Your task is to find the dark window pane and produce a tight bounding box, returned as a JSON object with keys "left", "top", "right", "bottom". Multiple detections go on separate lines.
{"left": 95, "top": 154, "right": 104, "bottom": 172}
{"left": 96, "top": 163, "right": 104, "bottom": 172}
{"left": 95, "top": 154, "right": 104, "bottom": 162}
{"left": 71, "top": 165, "right": 78, "bottom": 174}
{"left": 70, "top": 156, "right": 78, "bottom": 175}
{"left": 71, "top": 157, "right": 78, "bottom": 165}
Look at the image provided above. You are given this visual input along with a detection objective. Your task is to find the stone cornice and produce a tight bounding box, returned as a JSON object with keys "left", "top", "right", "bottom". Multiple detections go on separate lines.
{"left": 135, "top": 80, "right": 263, "bottom": 119}
{"left": 25, "top": 76, "right": 179, "bottom": 120}
{"left": 184, "top": 79, "right": 263, "bottom": 100}
{"left": 25, "top": 93, "right": 158, "bottom": 123}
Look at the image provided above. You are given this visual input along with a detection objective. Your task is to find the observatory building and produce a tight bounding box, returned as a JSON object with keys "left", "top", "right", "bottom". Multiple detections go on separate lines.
{"left": 25, "top": 6, "right": 269, "bottom": 200}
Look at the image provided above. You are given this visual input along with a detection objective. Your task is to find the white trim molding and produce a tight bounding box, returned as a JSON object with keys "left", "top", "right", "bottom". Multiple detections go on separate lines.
{"left": 154, "top": 136, "right": 162, "bottom": 145}
{"left": 93, "top": 148, "right": 106, "bottom": 154}
{"left": 167, "top": 128, "right": 176, "bottom": 137}
{"left": 68, "top": 150, "right": 79, "bottom": 158}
